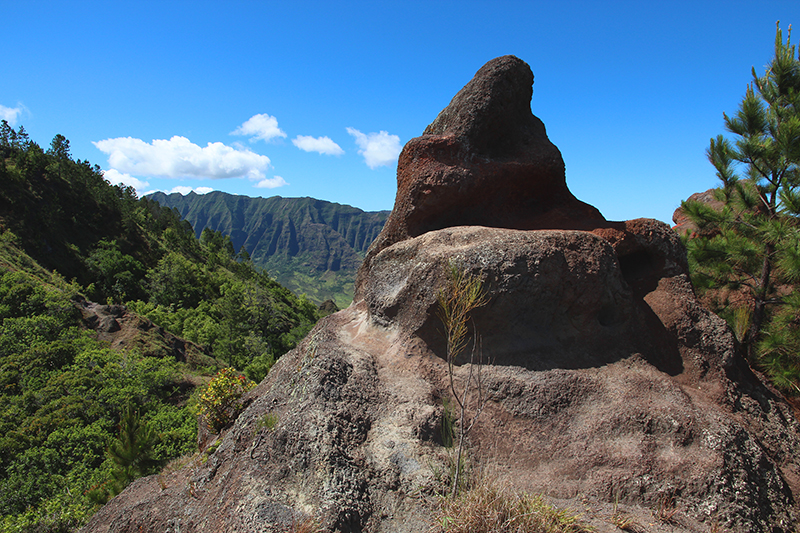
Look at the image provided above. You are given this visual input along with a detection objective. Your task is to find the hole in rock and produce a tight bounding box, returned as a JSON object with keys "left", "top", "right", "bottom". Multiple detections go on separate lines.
{"left": 618, "top": 250, "right": 654, "bottom": 284}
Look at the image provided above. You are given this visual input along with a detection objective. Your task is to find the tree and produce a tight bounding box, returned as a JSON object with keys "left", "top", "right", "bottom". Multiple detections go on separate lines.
{"left": 437, "top": 263, "right": 489, "bottom": 497}
{"left": 47, "top": 134, "right": 71, "bottom": 160}
{"left": 89, "top": 405, "right": 159, "bottom": 503}
{"left": 683, "top": 23, "right": 800, "bottom": 385}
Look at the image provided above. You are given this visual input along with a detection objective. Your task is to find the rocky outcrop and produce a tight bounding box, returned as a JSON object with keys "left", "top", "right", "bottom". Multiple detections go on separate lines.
{"left": 358, "top": 56, "right": 603, "bottom": 296}
{"left": 73, "top": 296, "right": 215, "bottom": 368}
{"left": 82, "top": 57, "right": 800, "bottom": 533}
{"left": 672, "top": 188, "right": 723, "bottom": 236}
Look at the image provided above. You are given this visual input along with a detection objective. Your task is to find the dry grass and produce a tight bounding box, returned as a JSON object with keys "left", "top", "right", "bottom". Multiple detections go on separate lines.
{"left": 289, "top": 516, "right": 323, "bottom": 533}
{"left": 436, "top": 481, "right": 591, "bottom": 533}
{"left": 653, "top": 492, "right": 679, "bottom": 524}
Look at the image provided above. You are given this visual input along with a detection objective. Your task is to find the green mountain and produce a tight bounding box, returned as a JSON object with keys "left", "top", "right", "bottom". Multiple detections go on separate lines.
{"left": 146, "top": 191, "right": 390, "bottom": 308}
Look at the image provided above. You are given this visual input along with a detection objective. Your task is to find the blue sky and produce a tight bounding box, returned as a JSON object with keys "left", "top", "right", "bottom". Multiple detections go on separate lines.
{"left": 2, "top": 1, "right": 799, "bottom": 225}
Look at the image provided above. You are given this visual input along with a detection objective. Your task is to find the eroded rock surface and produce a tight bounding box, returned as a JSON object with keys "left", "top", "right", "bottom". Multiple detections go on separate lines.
{"left": 672, "top": 188, "right": 723, "bottom": 236}
{"left": 82, "top": 56, "right": 800, "bottom": 533}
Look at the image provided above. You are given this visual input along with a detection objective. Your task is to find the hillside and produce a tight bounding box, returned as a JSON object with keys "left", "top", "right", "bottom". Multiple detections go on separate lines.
{"left": 0, "top": 121, "right": 322, "bottom": 532}
{"left": 146, "top": 191, "right": 389, "bottom": 308}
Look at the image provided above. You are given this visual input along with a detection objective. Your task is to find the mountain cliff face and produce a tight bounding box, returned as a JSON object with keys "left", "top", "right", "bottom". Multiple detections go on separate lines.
{"left": 147, "top": 192, "right": 389, "bottom": 308}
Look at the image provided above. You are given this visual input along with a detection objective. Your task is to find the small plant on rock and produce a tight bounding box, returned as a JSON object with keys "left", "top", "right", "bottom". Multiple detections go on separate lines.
{"left": 437, "top": 262, "right": 490, "bottom": 498}
{"left": 196, "top": 367, "right": 256, "bottom": 432}
{"left": 255, "top": 411, "right": 279, "bottom": 432}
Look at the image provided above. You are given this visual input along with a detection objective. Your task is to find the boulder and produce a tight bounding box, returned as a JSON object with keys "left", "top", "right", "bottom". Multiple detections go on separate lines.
{"left": 81, "top": 57, "right": 800, "bottom": 533}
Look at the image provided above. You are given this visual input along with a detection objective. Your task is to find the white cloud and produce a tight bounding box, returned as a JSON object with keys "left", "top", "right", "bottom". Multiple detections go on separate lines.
{"left": 255, "top": 176, "right": 288, "bottom": 189}
{"left": 292, "top": 135, "right": 344, "bottom": 156}
{"left": 346, "top": 128, "right": 401, "bottom": 169}
{"left": 170, "top": 186, "right": 195, "bottom": 195}
{"left": 102, "top": 168, "right": 150, "bottom": 191}
{"left": 0, "top": 104, "right": 25, "bottom": 126}
{"left": 145, "top": 186, "right": 215, "bottom": 196}
{"left": 93, "top": 136, "right": 273, "bottom": 181}
{"left": 167, "top": 186, "right": 213, "bottom": 195}
{"left": 231, "top": 114, "right": 287, "bottom": 142}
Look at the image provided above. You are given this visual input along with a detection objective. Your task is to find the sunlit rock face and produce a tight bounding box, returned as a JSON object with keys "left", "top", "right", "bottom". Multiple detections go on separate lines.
{"left": 357, "top": 55, "right": 605, "bottom": 293}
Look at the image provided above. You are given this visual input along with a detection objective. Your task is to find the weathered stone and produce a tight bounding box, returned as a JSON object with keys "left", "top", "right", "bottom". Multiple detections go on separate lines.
{"left": 363, "top": 226, "right": 644, "bottom": 371}
{"left": 672, "top": 188, "right": 723, "bottom": 236}
{"left": 356, "top": 56, "right": 604, "bottom": 298}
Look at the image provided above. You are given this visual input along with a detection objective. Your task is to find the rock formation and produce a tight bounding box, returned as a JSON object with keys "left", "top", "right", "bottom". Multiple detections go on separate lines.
{"left": 671, "top": 188, "right": 723, "bottom": 236}
{"left": 81, "top": 56, "right": 800, "bottom": 533}
{"left": 73, "top": 296, "right": 214, "bottom": 367}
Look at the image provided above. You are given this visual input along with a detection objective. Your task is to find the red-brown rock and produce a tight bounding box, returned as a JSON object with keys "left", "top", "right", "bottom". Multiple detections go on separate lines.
{"left": 672, "top": 188, "right": 723, "bottom": 236}
{"left": 357, "top": 56, "right": 604, "bottom": 297}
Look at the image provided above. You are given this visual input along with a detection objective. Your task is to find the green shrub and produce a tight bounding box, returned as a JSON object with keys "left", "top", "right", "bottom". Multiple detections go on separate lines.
{"left": 195, "top": 368, "right": 256, "bottom": 432}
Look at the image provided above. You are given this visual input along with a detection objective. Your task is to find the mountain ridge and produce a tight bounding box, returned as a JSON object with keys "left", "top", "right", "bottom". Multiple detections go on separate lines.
{"left": 146, "top": 191, "right": 390, "bottom": 307}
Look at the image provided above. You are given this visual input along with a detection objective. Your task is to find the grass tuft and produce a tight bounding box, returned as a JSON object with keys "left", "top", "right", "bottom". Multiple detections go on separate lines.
{"left": 436, "top": 481, "right": 591, "bottom": 533}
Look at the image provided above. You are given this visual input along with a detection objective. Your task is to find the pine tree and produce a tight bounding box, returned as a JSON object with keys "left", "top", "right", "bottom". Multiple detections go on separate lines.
{"left": 683, "top": 23, "right": 800, "bottom": 390}
{"left": 105, "top": 405, "right": 158, "bottom": 498}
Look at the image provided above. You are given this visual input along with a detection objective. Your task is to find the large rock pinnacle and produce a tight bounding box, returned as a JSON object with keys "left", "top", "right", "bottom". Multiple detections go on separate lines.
{"left": 356, "top": 55, "right": 604, "bottom": 297}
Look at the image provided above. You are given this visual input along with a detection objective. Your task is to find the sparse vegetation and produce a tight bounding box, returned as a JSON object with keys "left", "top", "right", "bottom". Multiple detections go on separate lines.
{"left": 437, "top": 262, "right": 490, "bottom": 498}
{"left": 436, "top": 480, "right": 590, "bottom": 533}
{"left": 255, "top": 412, "right": 280, "bottom": 433}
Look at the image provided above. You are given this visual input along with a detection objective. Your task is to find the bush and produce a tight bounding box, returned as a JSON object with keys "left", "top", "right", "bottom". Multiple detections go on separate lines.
{"left": 195, "top": 368, "right": 256, "bottom": 432}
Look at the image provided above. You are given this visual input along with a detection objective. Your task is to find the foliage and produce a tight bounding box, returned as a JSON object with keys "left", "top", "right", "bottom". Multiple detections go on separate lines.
{"left": 437, "top": 262, "right": 489, "bottom": 498}
{"left": 147, "top": 190, "right": 390, "bottom": 308}
{"left": 86, "top": 239, "right": 146, "bottom": 303}
{"left": 88, "top": 405, "right": 159, "bottom": 504}
{"left": 195, "top": 368, "right": 256, "bottom": 432}
{"left": 683, "top": 23, "right": 800, "bottom": 391}
{"left": 0, "top": 121, "right": 156, "bottom": 289}
{"left": 0, "top": 121, "right": 319, "bottom": 373}
{"left": 0, "top": 269, "right": 197, "bottom": 530}
{"left": 129, "top": 259, "right": 317, "bottom": 377}
{"left": 436, "top": 480, "right": 589, "bottom": 533}
{"left": 0, "top": 124, "right": 322, "bottom": 529}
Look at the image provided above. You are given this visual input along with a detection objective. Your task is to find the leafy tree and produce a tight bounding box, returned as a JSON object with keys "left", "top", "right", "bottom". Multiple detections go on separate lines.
{"left": 47, "top": 134, "right": 71, "bottom": 160}
{"left": 145, "top": 251, "right": 208, "bottom": 308}
{"left": 86, "top": 239, "right": 146, "bottom": 302}
{"left": 683, "top": 23, "right": 800, "bottom": 388}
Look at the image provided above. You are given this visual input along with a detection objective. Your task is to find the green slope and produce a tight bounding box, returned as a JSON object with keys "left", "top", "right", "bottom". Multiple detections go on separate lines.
{"left": 0, "top": 123, "right": 323, "bottom": 530}
{"left": 147, "top": 191, "right": 390, "bottom": 308}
